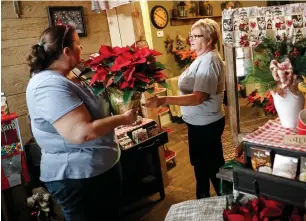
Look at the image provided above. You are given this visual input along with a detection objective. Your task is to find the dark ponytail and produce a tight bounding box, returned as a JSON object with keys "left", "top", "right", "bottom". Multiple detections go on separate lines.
{"left": 27, "top": 25, "right": 75, "bottom": 76}
{"left": 27, "top": 44, "right": 49, "bottom": 75}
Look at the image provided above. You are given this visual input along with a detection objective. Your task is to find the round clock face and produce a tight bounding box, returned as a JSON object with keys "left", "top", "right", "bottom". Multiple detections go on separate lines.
{"left": 151, "top": 6, "right": 169, "bottom": 29}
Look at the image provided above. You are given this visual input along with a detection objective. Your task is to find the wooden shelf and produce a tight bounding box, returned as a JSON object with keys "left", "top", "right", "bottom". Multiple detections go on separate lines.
{"left": 170, "top": 16, "right": 222, "bottom": 26}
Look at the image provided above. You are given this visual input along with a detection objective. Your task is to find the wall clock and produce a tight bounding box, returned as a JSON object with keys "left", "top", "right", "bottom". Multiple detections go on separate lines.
{"left": 150, "top": 5, "right": 169, "bottom": 29}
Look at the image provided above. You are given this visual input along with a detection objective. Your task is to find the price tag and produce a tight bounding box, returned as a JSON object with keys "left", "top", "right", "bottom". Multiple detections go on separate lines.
{"left": 283, "top": 135, "right": 306, "bottom": 146}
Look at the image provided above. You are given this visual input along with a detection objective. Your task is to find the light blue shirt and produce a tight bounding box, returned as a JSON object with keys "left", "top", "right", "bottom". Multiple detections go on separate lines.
{"left": 178, "top": 50, "right": 225, "bottom": 126}
{"left": 26, "top": 70, "right": 120, "bottom": 182}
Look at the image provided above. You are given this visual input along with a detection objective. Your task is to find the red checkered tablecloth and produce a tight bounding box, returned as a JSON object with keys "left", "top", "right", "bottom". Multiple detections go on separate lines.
{"left": 243, "top": 118, "right": 306, "bottom": 152}
{"left": 115, "top": 118, "right": 154, "bottom": 137}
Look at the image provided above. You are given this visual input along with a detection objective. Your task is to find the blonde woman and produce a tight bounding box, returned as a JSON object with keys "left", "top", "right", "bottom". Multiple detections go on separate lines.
{"left": 145, "top": 19, "right": 225, "bottom": 199}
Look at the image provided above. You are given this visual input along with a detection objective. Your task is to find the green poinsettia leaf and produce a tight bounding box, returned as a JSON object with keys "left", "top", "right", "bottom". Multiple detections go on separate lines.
{"left": 146, "top": 87, "right": 155, "bottom": 94}
{"left": 103, "top": 60, "right": 114, "bottom": 68}
{"left": 92, "top": 84, "right": 105, "bottom": 96}
{"left": 123, "top": 88, "right": 136, "bottom": 104}
{"left": 155, "top": 62, "right": 166, "bottom": 70}
{"left": 159, "top": 81, "right": 169, "bottom": 89}
{"left": 114, "top": 71, "right": 123, "bottom": 83}
{"left": 135, "top": 81, "right": 147, "bottom": 89}
{"left": 139, "top": 63, "right": 150, "bottom": 73}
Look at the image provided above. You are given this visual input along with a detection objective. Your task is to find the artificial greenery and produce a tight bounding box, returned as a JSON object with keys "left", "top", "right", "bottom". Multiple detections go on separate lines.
{"left": 241, "top": 37, "right": 306, "bottom": 89}
{"left": 254, "top": 37, "right": 306, "bottom": 76}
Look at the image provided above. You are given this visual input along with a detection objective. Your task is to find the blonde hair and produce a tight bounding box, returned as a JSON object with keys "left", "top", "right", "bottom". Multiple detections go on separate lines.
{"left": 191, "top": 19, "right": 221, "bottom": 48}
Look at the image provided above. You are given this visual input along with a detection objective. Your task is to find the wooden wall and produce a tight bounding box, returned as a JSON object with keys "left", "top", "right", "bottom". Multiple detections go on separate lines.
{"left": 147, "top": 1, "right": 267, "bottom": 79}
{"left": 1, "top": 1, "right": 111, "bottom": 143}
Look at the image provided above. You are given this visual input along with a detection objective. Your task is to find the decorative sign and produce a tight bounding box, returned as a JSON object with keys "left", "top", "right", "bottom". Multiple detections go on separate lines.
{"left": 284, "top": 135, "right": 306, "bottom": 146}
{"left": 222, "top": 3, "right": 306, "bottom": 47}
{"left": 1, "top": 118, "right": 19, "bottom": 146}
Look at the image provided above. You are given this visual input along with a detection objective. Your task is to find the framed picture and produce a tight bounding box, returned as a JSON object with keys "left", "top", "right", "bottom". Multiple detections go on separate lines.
{"left": 47, "top": 6, "right": 87, "bottom": 37}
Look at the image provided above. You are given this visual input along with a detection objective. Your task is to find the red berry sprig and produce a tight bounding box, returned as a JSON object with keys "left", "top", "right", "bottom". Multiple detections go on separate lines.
{"left": 274, "top": 51, "right": 280, "bottom": 59}
{"left": 289, "top": 48, "right": 299, "bottom": 57}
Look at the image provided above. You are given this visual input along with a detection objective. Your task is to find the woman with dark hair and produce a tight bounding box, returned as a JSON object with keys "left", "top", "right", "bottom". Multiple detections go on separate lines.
{"left": 26, "top": 25, "right": 137, "bottom": 221}
{"left": 145, "top": 19, "right": 226, "bottom": 199}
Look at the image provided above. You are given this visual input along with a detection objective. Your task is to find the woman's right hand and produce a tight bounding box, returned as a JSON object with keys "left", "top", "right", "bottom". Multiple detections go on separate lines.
{"left": 122, "top": 109, "right": 138, "bottom": 125}
{"left": 143, "top": 95, "right": 166, "bottom": 108}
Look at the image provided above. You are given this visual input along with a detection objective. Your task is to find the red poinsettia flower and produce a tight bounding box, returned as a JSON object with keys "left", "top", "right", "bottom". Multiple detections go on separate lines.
{"left": 150, "top": 49, "right": 162, "bottom": 56}
{"left": 99, "top": 45, "right": 115, "bottom": 58}
{"left": 123, "top": 66, "right": 136, "bottom": 82}
{"left": 153, "top": 71, "right": 167, "bottom": 81}
{"left": 133, "top": 72, "right": 150, "bottom": 83}
{"left": 134, "top": 47, "right": 152, "bottom": 60}
{"left": 85, "top": 44, "right": 168, "bottom": 102}
{"left": 90, "top": 68, "right": 108, "bottom": 85}
{"left": 111, "top": 55, "right": 132, "bottom": 72}
{"left": 113, "top": 46, "right": 130, "bottom": 55}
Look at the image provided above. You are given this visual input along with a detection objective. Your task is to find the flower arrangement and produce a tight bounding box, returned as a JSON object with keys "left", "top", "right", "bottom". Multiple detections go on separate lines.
{"left": 221, "top": 1, "right": 242, "bottom": 10}
{"left": 84, "top": 45, "right": 168, "bottom": 103}
{"left": 242, "top": 36, "right": 306, "bottom": 96}
{"left": 165, "top": 34, "right": 197, "bottom": 69}
{"left": 247, "top": 89, "right": 277, "bottom": 115}
{"left": 172, "top": 48, "right": 197, "bottom": 69}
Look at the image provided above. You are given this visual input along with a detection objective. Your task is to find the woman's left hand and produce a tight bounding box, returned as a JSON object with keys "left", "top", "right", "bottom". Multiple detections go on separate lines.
{"left": 143, "top": 95, "right": 166, "bottom": 108}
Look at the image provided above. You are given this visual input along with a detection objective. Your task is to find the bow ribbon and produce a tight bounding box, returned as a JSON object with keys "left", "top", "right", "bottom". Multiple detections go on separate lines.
{"left": 270, "top": 58, "right": 295, "bottom": 90}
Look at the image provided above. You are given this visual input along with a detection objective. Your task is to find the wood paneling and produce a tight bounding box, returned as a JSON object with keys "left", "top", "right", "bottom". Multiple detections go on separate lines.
{"left": 18, "top": 114, "right": 32, "bottom": 144}
{"left": 224, "top": 46, "right": 240, "bottom": 147}
{"left": 130, "top": 2, "right": 146, "bottom": 41}
{"left": 1, "top": 1, "right": 105, "bottom": 19}
{"left": 2, "top": 18, "right": 49, "bottom": 40}
{"left": 1, "top": 64, "right": 30, "bottom": 96}
{"left": 2, "top": 44, "right": 30, "bottom": 67}
{"left": 2, "top": 37, "right": 37, "bottom": 49}
{"left": 1, "top": 1, "right": 111, "bottom": 141}
{"left": 6, "top": 93, "right": 27, "bottom": 116}
{"left": 170, "top": 16, "right": 222, "bottom": 26}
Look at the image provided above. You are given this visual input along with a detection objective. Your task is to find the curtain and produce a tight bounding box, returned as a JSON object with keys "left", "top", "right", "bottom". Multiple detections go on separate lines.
{"left": 91, "top": 0, "right": 132, "bottom": 12}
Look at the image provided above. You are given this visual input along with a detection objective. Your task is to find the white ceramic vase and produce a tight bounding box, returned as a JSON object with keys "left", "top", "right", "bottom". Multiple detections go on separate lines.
{"left": 271, "top": 89, "right": 305, "bottom": 129}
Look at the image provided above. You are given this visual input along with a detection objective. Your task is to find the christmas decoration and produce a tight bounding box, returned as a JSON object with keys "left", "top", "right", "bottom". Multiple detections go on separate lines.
{"left": 221, "top": 1, "right": 242, "bottom": 10}
{"left": 164, "top": 34, "right": 197, "bottom": 69}
{"left": 84, "top": 45, "right": 168, "bottom": 104}
{"left": 27, "top": 187, "right": 57, "bottom": 221}
{"left": 223, "top": 196, "right": 304, "bottom": 221}
{"left": 222, "top": 3, "right": 306, "bottom": 47}
{"left": 247, "top": 89, "right": 277, "bottom": 115}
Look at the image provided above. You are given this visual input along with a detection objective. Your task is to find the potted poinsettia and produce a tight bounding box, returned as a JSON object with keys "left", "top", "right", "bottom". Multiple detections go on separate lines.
{"left": 84, "top": 44, "right": 168, "bottom": 114}
{"left": 247, "top": 89, "right": 277, "bottom": 116}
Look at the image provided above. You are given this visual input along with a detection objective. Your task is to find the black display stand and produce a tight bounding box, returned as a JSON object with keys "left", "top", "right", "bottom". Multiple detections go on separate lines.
{"left": 233, "top": 141, "right": 306, "bottom": 209}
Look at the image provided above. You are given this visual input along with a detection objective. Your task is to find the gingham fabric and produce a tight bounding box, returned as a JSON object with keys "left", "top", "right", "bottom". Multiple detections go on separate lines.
{"left": 243, "top": 118, "right": 306, "bottom": 152}
{"left": 114, "top": 118, "right": 153, "bottom": 138}
{"left": 164, "top": 196, "right": 226, "bottom": 221}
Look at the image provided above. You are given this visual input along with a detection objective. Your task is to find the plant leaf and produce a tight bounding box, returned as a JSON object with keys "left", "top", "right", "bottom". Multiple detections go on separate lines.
{"left": 146, "top": 87, "right": 155, "bottom": 94}
{"left": 92, "top": 84, "right": 105, "bottom": 96}
{"left": 114, "top": 71, "right": 123, "bottom": 83}
{"left": 155, "top": 61, "right": 166, "bottom": 70}
{"left": 159, "top": 81, "right": 169, "bottom": 89}
{"left": 123, "top": 88, "right": 136, "bottom": 104}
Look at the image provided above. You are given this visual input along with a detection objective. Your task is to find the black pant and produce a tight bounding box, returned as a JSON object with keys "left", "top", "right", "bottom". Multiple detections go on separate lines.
{"left": 186, "top": 117, "right": 225, "bottom": 199}
{"left": 45, "top": 162, "right": 122, "bottom": 221}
